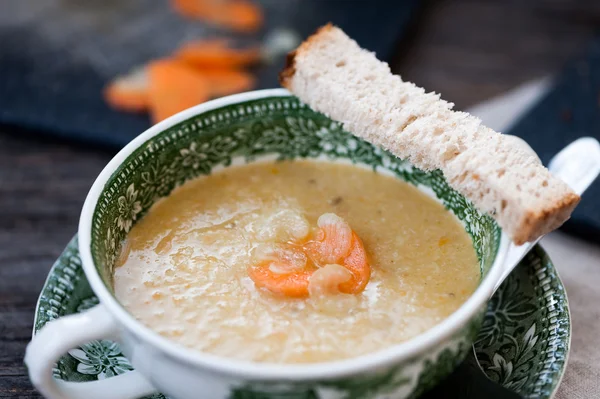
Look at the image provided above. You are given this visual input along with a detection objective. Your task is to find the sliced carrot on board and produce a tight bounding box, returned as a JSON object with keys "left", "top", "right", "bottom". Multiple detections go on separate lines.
{"left": 171, "top": 0, "right": 202, "bottom": 18}
{"left": 171, "top": 0, "right": 263, "bottom": 32}
{"left": 175, "top": 39, "right": 261, "bottom": 69}
{"left": 203, "top": 0, "right": 263, "bottom": 33}
{"left": 103, "top": 67, "right": 149, "bottom": 113}
{"left": 105, "top": 63, "right": 255, "bottom": 117}
{"left": 147, "top": 59, "right": 210, "bottom": 124}
{"left": 198, "top": 68, "right": 255, "bottom": 96}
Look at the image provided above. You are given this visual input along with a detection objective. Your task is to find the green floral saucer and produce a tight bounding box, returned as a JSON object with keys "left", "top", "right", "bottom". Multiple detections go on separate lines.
{"left": 33, "top": 237, "right": 569, "bottom": 399}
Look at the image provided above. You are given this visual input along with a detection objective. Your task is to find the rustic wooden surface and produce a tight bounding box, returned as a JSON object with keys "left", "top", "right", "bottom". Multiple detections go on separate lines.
{"left": 1, "top": 0, "right": 599, "bottom": 396}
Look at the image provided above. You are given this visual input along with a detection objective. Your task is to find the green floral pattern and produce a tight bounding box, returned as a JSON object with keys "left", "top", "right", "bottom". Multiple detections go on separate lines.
{"left": 116, "top": 184, "right": 142, "bottom": 233}
{"left": 474, "top": 246, "right": 570, "bottom": 398}
{"left": 68, "top": 340, "right": 133, "bottom": 379}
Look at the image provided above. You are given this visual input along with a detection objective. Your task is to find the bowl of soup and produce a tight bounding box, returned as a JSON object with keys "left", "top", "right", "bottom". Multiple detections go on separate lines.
{"left": 26, "top": 89, "right": 509, "bottom": 399}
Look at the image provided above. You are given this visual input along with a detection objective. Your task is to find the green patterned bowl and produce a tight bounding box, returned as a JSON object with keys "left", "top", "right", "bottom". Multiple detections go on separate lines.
{"left": 26, "top": 89, "right": 513, "bottom": 399}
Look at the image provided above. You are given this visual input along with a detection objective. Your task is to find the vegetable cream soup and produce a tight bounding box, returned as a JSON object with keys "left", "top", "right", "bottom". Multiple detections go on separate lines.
{"left": 114, "top": 161, "right": 480, "bottom": 363}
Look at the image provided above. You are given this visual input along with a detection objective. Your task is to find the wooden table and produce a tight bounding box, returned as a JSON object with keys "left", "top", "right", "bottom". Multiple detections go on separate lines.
{"left": 2, "top": 0, "right": 599, "bottom": 396}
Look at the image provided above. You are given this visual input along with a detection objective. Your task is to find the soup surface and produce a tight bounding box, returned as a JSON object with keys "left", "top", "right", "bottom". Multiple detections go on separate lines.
{"left": 114, "top": 160, "right": 480, "bottom": 363}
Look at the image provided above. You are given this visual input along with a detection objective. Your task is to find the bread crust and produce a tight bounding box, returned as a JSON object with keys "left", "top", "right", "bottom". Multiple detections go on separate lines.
{"left": 279, "top": 23, "right": 335, "bottom": 88}
{"left": 513, "top": 191, "right": 580, "bottom": 245}
{"left": 279, "top": 24, "right": 581, "bottom": 244}
{"left": 279, "top": 50, "right": 297, "bottom": 88}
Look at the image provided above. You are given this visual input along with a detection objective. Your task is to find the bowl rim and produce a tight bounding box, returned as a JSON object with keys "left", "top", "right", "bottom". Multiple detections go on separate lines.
{"left": 78, "top": 88, "right": 510, "bottom": 380}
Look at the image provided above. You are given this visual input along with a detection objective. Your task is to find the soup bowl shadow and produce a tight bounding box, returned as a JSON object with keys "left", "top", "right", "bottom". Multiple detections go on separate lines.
{"left": 25, "top": 89, "right": 510, "bottom": 399}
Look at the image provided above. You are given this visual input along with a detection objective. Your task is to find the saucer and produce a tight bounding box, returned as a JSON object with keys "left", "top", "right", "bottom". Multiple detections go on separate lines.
{"left": 33, "top": 237, "right": 569, "bottom": 398}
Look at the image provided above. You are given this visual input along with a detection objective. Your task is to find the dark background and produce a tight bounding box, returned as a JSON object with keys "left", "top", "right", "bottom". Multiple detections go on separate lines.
{"left": 2, "top": 0, "right": 600, "bottom": 396}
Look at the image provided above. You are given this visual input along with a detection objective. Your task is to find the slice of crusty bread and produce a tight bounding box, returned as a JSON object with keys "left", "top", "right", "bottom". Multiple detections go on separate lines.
{"left": 280, "top": 24, "right": 580, "bottom": 245}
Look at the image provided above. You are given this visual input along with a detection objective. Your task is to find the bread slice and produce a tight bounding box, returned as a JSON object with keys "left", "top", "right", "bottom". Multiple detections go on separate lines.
{"left": 280, "top": 24, "right": 580, "bottom": 245}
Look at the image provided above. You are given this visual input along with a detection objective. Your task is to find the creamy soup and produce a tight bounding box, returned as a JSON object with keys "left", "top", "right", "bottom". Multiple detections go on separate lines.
{"left": 114, "top": 161, "right": 480, "bottom": 363}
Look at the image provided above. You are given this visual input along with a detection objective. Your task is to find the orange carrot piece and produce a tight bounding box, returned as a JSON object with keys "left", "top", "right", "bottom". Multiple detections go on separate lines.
{"left": 198, "top": 68, "right": 255, "bottom": 96}
{"left": 247, "top": 265, "right": 313, "bottom": 298}
{"left": 171, "top": 0, "right": 203, "bottom": 19}
{"left": 171, "top": 0, "right": 263, "bottom": 33}
{"left": 106, "top": 56, "right": 255, "bottom": 118}
{"left": 208, "top": 0, "right": 263, "bottom": 33}
{"left": 147, "top": 59, "right": 210, "bottom": 124}
{"left": 176, "top": 39, "right": 261, "bottom": 69}
{"left": 103, "top": 67, "right": 149, "bottom": 113}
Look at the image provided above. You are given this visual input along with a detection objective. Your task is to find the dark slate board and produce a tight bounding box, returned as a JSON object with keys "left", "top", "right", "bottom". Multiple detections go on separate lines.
{"left": 0, "top": 0, "right": 418, "bottom": 148}
{"left": 506, "top": 37, "right": 600, "bottom": 241}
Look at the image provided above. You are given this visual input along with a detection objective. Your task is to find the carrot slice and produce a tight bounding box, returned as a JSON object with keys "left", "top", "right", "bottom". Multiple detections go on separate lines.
{"left": 171, "top": 0, "right": 203, "bottom": 18}
{"left": 171, "top": 0, "right": 263, "bottom": 32}
{"left": 147, "top": 59, "right": 210, "bottom": 124}
{"left": 175, "top": 39, "right": 261, "bottom": 69}
{"left": 105, "top": 57, "right": 255, "bottom": 118}
{"left": 105, "top": 63, "right": 254, "bottom": 116}
{"left": 103, "top": 67, "right": 149, "bottom": 113}
{"left": 198, "top": 68, "right": 255, "bottom": 96}
{"left": 207, "top": 0, "right": 263, "bottom": 33}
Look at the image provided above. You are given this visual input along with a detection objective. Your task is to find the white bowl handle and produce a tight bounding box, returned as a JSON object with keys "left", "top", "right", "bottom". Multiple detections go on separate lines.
{"left": 25, "top": 305, "right": 157, "bottom": 399}
{"left": 495, "top": 137, "right": 600, "bottom": 292}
